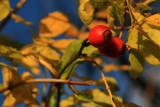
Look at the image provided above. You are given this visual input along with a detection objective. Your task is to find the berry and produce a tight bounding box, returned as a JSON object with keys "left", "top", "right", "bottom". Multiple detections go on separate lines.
{"left": 88, "top": 25, "right": 112, "bottom": 48}
{"left": 98, "top": 37, "right": 126, "bottom": 58}
{"left": 90, "top": 0, "right": 108, "bottom": 9}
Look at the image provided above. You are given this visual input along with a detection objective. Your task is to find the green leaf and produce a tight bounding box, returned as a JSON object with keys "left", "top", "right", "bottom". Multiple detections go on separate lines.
{"left": 126, "top": 28, "right": 160, "bottom": 65}
{"left": 0, "top": 0, "right": 10, "bottom": 21}
{"left": 57, "top": 39, "right": 100, "bottom": 79}
{"left": 107, "top": 0, "right": 124, "bottom": 26}
{"left": 141, "top": 4, "right": 152, "bottom": 11}
{"left": 129, "top": 49, "right": 145, "bottom": 79}
{"left": 48, "top": 89, "right": 57, "bottom": 107}
{"left": 0, "top": 83, "right": 4, "bottom": 89}
{"left": 78, "top": 0, "right": 95, "bottom": 25}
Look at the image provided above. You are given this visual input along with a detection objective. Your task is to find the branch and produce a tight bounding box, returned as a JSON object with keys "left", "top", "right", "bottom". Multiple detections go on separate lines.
{"left": 80, "top": 55, "right": 116, "bottom": 107}
{"left": 0, "top": 0, "right": 27, "bottom": 31}
{"left": 0, "top": 78, "right": 92, "bottom": 94}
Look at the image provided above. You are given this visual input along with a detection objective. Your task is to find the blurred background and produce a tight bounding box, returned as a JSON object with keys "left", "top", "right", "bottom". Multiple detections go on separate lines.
{"left": 0, "top": 0, "right": 160, "bottom": 107}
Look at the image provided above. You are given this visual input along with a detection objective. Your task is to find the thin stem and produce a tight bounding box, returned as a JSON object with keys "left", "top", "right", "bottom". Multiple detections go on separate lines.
{"left": 126, "top": 0, "right": 137, "bottom": 26}
{"left": 0, "top": 0, "right": 27, "bottom": 31}
{"left": 0, "top": 79, "right": 92, "bottom": 94}
{"left": 80, "top": 55, "right": 116, "bottom": 107}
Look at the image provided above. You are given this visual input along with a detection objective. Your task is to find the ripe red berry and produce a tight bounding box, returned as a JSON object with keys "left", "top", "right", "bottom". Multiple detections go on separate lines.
{"left": 88, "top": 25, "right": 112, "bottom": 48}
{"left": 98, "top": 37, "right": 126, "bottom": 58}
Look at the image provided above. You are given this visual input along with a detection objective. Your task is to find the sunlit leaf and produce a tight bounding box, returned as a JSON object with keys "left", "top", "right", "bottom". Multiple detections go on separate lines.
{"left": 126, "top": 28, "right": 160, "bottom": 65}
{"left": 11, "top": 13, "right": 32, "bottom": 25}
{"left": 78, "top": 32, "right": 89, "bottom": 39}
{"left": 39, "top": 11, "right": 71, "bottom": 37}
{"left": 0, "top": 83, "right": 4, "bottom": 89}
{"left": 2, "top": 67, "right": 38, "bottom": 106}
{"left": 51, "top": 39, "right": 76, "bottom": 53}
{"left": 78, "top": 0, "right": 95, "bottom": 25}
{"left": 18, "top": 55, "right": 40, "bottom": 75}
{"left": 0, "top": 45, "right": 23, "bottom": 59}
{"left": 104, "top": 64, "right": 129, "bottom": 72}
{"left": 64, "top": 24, "right": 79, "bottom": 37}
{"left": 0, "top": 0, "right": 10, "bottom": 21}
{"left": 0, "top": 62, "right": 17, "bottom": 71}
{"left": 88, "top": 20, "right": 108, "bottom": 29}
{"left": 21, "top": 72, "right": 39, "bottom": 98}
{"left": 129, "top": 49, "right": 145, "bottom": 79}
{"left": 60, "top": 96, "right": 81, "bottom": 107}
{"left": 133, "top": 12, "right": 145, "bottom": 22}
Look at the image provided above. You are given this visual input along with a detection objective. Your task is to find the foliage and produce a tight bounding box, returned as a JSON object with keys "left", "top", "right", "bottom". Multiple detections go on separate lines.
{"left": 0, "top": 0, "right": 160, "bottom": 107}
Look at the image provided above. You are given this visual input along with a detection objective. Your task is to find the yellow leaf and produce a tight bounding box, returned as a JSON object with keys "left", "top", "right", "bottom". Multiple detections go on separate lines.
{"left": 0, "top": 0, "right": 10, "bottom": 21}
{"left": 39, "top": 11, "right": 71, "bottom": 37}
{"left": 95, "top": 8, "right": 108, "bottom": 19}
{"left": 11, "top": 13, "right": 32, "bottom": 25}
{"left": 64, "top": 24, "right": 79, "bottom": 37}
{"left": 2, "top": 67, "right": 38, "bottom": 106}
{"left": 104, "top": 64, "right": 130, "bottom": 73}
{"left": 51, "top": 39, "right": 75, "bottom": 53}
{"left": 78, "top": 0, "right": 95, "bottom": 25}
{"left": 145, "top": 14, "right": 160, "bottom": 26}
{"left": 78, "top": 32, "right": 89, "bottom": 39}
{"left": 21, "top": 72, "right": 39, "bottom": 98}
{"left": 18, "top": 55, "right": 40, "bottom": 75}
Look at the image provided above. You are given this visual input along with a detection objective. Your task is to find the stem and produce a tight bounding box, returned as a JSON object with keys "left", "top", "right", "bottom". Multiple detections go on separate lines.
{"left": 0, "top": 79, "right": 92, "bottom": 94}
{"left": 80, "top": 55, "right": 116, "bottom": 107}
{"left": 126, "top": 0, "right": 137, "bottom": 26}
{"left": 0, "top": 0, "right": 27, "bottom": 31}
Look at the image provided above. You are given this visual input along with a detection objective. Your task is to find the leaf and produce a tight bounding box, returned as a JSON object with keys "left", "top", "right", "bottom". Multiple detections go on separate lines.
{"left": 107, "top": 0, "right": 124, "bottom": 26}
{"left": 0, "top": 83, "right": 4, "bottom": 89}
{"left": 39, "top": 11, "right": 71, "bottom": 37}
{"left": 126, "top": 28, "right": 160, "bottom": 65}
{"left": 21, "top": 72, "right": 39, "bottom": 98}
{"left": 11, "top": 13, "right": 32, "bottom": 25}
{"left": 0, "top": 45, "right": 23, "bottom": 59}
{"left": 133, "top": 12, "right": 145, "bottom": 22}
{"left": 124, "top": 103, "right": 140, "bottom": 107}
{"left": 104, "top": 64, "right": 129, "bottom": 72}
{"left": 129, "top": 49, "right": 145, "bottom": 79}
{"left": 48, "top": 89, "right": 57, "bottom": 107}
{"left": 60, "top": 96, "right": 81, "bottom": 107}
{"left": 57, "top": 39, "right": 100, "bottom": 79}
{"left": 64, "top": 24, "right": 79, "bottom": 37}
{"left": 144, "top": 14, "right": 160, "bottom": 27}
{"left": 93, "top": 77, "right": 119, "bottom": 92}
{"left": 88, "top": 20, "right": 108, "bottom": 29}
{"left": 78, "top": 32, "right": 89, "bottom": 39}
{"left": 2, "top": 67, "right": 38, "bottom": 106}
{"left": 0, "top": 35, "right": 24, "bottom": 50}
{"left": 0, "top": 62, "right": 17, "bottom": 71}
{"left": 0, "top": 0, "right": 10, "bottom": 21}
{"left": 51, "top": 39, "right": 76, "bottom": 53}
{"left": 18, "top": 55, "right": 40, "bottom": 75}
{"left": 78, "top": 0, "right": 95, "bottom": 25}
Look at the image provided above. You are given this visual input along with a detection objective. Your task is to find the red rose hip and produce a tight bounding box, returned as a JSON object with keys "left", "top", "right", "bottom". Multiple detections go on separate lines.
{"left": 88, "top": 25, "right": 112, "bottom": 48}
{"left": 98, "top": 37, "right": 126, "bottom": 58}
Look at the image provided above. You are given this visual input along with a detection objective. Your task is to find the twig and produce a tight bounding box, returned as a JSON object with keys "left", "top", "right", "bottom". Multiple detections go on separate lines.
{"left": 0, "top": 78, "right": 92, "bottom": 94}
{"left": 80, "top": 55, "right": 116, "bottom": 107}
{"left": 0, "top": 0, "right": 27, "bottom": 31}
{"left": 126, "top": 0, "right": 137, "bottom": 26}
{"left": 114, "top": 26, "right": 131, "bottom": 30}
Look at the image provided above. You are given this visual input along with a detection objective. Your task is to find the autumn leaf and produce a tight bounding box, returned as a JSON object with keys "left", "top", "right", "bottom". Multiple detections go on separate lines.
{"left": 78, "top": 0, "right": 95, "bottom": 25}
{"left": 39, "top": 11, "right": 71, "bottom": 37}
{"left": 21, "top": 72, "right": 39, "bottom": 98}
{"left": 0, "top": 0, "right": 10, "bottom": 21}
{"left": 2, "top": 67, "right": 38, "bottom": 106}
{"left": 18, "top": 55, "right": 40, "bottom": 75}
{"left": 64, "top": 24, "right": 79, "bottom": 37}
